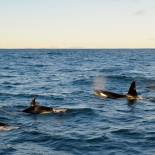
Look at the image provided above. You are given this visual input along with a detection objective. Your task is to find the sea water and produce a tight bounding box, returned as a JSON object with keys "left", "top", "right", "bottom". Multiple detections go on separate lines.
{"left": 0, "top": 49, "right": 155, "bottom": 155}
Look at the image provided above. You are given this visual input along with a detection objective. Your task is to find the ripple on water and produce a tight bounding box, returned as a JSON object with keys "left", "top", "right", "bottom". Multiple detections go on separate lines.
{"left": 1, "top": 49, "right": 155, "bottom": 154}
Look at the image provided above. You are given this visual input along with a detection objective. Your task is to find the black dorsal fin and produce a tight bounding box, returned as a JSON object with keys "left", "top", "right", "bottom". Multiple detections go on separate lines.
{"left": 127, "top": 81, "right": 137, "bottom": 96}
{"left": 31, "top": 97, "right": 37, "bottom": 107}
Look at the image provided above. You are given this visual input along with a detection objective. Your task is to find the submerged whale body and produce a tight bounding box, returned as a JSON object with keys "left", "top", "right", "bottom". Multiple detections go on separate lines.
{"left": 23, "top": 98, "right": 67, "bottom": 114}
{"left": 95, "top": 81, "right": 139, "bottom": 100}
{"left": 95, "top": 90, "right": 126, "bottom": 99}
{"left": 0, "top": 122, "right": 17, "bottom": 131}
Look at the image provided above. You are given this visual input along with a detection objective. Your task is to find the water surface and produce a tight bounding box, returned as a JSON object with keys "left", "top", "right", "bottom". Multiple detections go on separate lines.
{"left": 0, "top": 49, "right": 155, "bottom": 155}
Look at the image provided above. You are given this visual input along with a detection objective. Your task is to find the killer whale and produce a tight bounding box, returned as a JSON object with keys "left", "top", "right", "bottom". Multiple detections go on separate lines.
{"left": 95, "top": 81, "right": 140, "bottom": 100}
{"left": 0, "top": 122, "right": 17, "bottom": 131}
{"left": 23, "top": 97, "right": 67, "bottom": 114}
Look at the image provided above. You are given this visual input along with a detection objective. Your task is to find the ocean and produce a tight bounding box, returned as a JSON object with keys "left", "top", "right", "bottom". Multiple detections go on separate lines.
{"left": 0, "top": 49, "right": 155, "bottom": 155}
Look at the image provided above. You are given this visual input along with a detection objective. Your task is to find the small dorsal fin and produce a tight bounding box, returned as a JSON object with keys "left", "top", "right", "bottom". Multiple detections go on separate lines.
{"left": 31, "top": 97, "right": 37, "bottom": 107}
{"left": 127, "top": 81, "right": 137, "bottom": 96}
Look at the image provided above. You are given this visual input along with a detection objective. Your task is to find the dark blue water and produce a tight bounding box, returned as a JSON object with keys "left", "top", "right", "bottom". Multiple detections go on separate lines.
{"left": 0, "top": 49, "right": 155, "bottom": 155}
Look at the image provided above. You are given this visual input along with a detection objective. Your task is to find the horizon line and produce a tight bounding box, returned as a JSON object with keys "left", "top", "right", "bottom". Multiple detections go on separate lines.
{"left": 0, "top": 48, "right": 155, "bottom": 50}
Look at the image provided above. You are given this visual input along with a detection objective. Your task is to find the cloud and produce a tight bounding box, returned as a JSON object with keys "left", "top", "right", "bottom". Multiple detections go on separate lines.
{"left": 148, "top": 37, "right": 155, "bottom": 41}
{"left": 133, "top": 9, "right": 146, "bottom": 16}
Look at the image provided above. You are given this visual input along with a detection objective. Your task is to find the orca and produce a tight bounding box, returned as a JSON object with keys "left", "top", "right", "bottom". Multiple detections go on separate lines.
{"left": 95, "top": 81, "right": 140, "bottom": 100}
{"left": 0, "top": 122, "right": 17, "bottom": 131}
{"left": 23, "top": 97, "right": 67, "bottom": 114}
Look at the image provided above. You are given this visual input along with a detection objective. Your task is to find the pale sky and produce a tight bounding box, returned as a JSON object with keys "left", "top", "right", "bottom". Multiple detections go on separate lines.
{"left": 0, "top": 0, "right": 155, "bottom": 48}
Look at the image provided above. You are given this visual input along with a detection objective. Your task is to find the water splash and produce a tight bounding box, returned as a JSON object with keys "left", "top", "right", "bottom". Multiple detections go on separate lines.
{"left": 93, "top": 76, "right": 106, "bottom": 90}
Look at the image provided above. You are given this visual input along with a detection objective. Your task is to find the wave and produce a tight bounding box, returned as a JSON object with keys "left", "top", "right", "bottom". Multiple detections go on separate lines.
{"left": 72, "top": 79, "right": 92, "bottom": 86}
{"left": 0, "top": 93, "right": 65, "bottom": 100}
{"left": 0, "top": 75, "right": 17, "bottom": 78}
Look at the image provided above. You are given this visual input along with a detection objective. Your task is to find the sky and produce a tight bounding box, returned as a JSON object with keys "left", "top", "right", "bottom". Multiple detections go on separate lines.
{"left": 0, "top": 0, "right": 155, "bottom": 48}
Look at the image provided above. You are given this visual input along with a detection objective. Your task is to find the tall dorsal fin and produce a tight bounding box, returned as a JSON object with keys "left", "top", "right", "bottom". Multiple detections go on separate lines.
{"left": 127, "top": 81, "right": 137, "bottom": 96}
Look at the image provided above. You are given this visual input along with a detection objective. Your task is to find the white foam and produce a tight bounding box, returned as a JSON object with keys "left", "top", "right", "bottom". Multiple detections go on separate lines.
{"left": 53, "top": 108, "right": 67, "bottom": 113}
